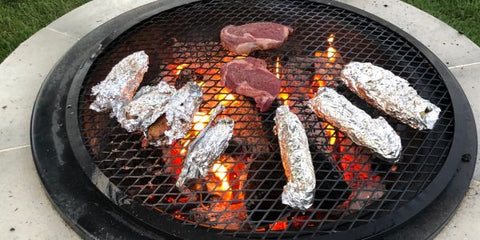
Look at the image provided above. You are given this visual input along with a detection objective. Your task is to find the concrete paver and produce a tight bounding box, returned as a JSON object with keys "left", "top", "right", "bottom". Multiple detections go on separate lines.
{"left": 0, "top": 147, "right": 80, "bottom": 239}
{"left": 436, "top": 180, "right": 480, "bottom": 240}
{"left": 449, "top": 63, "right": 480, "bottom": 180}
{"left": 0, "top": 28, "right": 77, "bottom": 150}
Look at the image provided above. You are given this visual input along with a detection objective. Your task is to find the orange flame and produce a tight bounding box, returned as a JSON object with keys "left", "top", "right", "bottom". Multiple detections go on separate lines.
{"left": 212, "top": 163, "right": 230, "bottom": 191}
{"left": 279, "top": 92, "right": 290, "bottom": 106}
{"left": 275, "top": 56, "right": 281, "bottom": 79}
{"left": 192, "top": 112, "right": 210, "bottom": 131}
{"left": 173, "top": 63, "right": 190, "bottom": 75}
{"left": 313, "top": 33, "right": 337, "bottom": 88}
{"left": 216, "top": 89, "right": 236, "bottom": 105}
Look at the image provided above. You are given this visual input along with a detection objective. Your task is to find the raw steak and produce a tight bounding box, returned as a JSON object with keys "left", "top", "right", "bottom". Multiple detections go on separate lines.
{"left": 221, "top": 22, "right": 293, "bottom": 55}
{"left": 220, "top": 57, "right": 281, "bottom": 112}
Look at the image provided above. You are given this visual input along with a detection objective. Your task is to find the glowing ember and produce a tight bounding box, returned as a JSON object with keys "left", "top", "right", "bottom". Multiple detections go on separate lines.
{"left": 269, "top": 220, "right": 289, "bottom": 231}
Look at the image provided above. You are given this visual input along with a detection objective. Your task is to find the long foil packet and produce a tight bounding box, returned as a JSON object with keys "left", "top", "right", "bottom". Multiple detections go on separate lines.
{"left": 176, "top": 105, "right": 234, "bottom": 188}
{"left": 274, "top": 105, "right": 316, "bottom": 210}
{"left": 308, "top": 87, "right": 402, "bottom": 162}
{"left": 148, "top": 81, "right": 203, "bottom": 146}
{"left": 90, "top": 51, "right": 149, "bottom": 120}
{"left": 341, "top": 62, "right": 441, "bottom": 130}
{"left": 120, "top": 81, "right": 176, "bottom": 132}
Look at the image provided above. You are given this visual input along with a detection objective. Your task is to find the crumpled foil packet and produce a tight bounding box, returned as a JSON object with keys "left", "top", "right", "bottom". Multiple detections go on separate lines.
{"left": 176, "top": 105, "right": 234, "bottom": 189}
{"left": 341, "top": 62, "right": 441, "bottom": 130}
{"left": 120, "top": 81, "right": 176, "bottom": 132}
{"left": 149, "top": 81, "right": 203, "bottom": 146}
{"left": 274, "top": 105, "right": 316, "bottom": 210}
{"left": 90, "top": 51, "right": 149, "bottom": 120}
{"left": 308, "top": 87, "right": 402, "bottom": 162}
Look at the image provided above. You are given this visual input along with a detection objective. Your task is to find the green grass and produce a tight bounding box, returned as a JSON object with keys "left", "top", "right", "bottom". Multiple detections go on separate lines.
{"left": 0, "top": 0, "right": 479, "bottom": 63}
{"left": 404, "top": 0, "right": 480, "bottom": 45}
{"left": 0, "top": 0, "right": 89, "bottom": 63}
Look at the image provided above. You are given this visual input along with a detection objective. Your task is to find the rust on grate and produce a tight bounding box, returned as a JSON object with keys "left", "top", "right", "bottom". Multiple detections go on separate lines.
{"left": 78, "top": 0, "right": 455, "bottom": 238}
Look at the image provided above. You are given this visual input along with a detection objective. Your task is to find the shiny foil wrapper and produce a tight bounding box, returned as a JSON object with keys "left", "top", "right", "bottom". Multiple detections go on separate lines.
{"left": 274, "top": 105, "right": 316, "bottom": 210}
{"left": 120, "top": 81, "right": 176, "bottom": 132}
{"left": 90, "top": 51, "right": 149, "bottom": 120}
{"left": 308, "top": 87, "right": 402, "bottom": 162}
{"left": 176, "top": 105, "right": 234, "bottom": 188}
{"left": 341, "top": 62, "right": 441, "bottom": 130}
{"left": 149, "top": 82, "right": 203, "bottom": 146}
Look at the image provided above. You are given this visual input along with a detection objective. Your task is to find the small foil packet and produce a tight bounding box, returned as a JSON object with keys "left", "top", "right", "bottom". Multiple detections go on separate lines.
{"left": 176, "top": 105, "right": 234, "bottom": 189}
{"left": 90, "top": 51, "right": 149, "bottom": 120}
{"left": 340, "top": 62, "right": 441, "bottom": 130}
{"left": 308, "top": 87, "right": 402, "bottom": 162}
{"left": 274, "top": 105, "right": 316, "bottom": 210}
{"left": 148, "top": 81, "right": 203, "bottom": 146}
{"left": 120, "top": 81, "right": 176, "bottom": 132}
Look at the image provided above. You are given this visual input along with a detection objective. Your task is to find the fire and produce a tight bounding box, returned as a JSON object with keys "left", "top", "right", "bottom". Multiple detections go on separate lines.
{"left": 192, "top": 112, "right": 210, "bottom": 131}
{"left": 270, "top": 221, "right": 289, "bottom": 231}
{"left": 214, "top": 88, "right": 240, "bottom": 106}
{"left": 324, "top": 123, "right": 337, "bottom": 145}
{"left": 313, "top": 33, "right": 338, "bottom": 89}
{"left": 327, "top": 46, "right": 337, "bottom": 60}
{"left": 275, "top": 56, "right": 281, "bottom": 79}
{"left": 326, "top": 33, "right": 337, "bottom": 62}
{"left": 279, "top": 92, "right": 290, "bottom": 106}
{"left": 173, "top": 63, "right": 190, "bottom": 75}
{"left": 212, "top": 163, "right": 230, "bottom": 191}
{"left": 327, "top": 33, "right": 335, "bottom": 43}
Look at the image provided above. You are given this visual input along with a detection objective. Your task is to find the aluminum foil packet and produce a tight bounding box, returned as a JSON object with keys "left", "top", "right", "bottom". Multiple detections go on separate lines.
{"left": 176, "top": 105, "right": 234, "bottom": 189}
{"left": 341, "top": 62, "right": 441, "bottom": 130}
{"left": 149, "top": 81, "right": 203, "bottom": 146}
{"left": 90, "top": 51, "right": 149, "bottom": 120}
{"left": 119, "top": 81, "right": 176, "bottom": 132}
{"left": 274, "top": 105, "right": 316, "bottom": 210}
{"left": 308, "top": 87, "right": 402, "bottom": 162}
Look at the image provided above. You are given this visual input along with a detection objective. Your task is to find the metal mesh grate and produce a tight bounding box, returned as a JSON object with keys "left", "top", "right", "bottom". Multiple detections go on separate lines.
{"left": 77, "top": 0, "right": 454, "bottom": 238}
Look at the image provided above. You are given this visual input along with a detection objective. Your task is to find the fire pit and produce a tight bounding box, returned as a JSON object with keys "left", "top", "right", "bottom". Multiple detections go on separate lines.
{"left": 31, "top": 0, "right": 477, "bottom": 239}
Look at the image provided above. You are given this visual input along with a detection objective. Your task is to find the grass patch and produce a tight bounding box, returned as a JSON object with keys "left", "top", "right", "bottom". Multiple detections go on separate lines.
{"left": 404, "top": 0, "right": 480, "bottom": 46}
{"left": 0, "top": 0, "right": 89, "bottom": 63}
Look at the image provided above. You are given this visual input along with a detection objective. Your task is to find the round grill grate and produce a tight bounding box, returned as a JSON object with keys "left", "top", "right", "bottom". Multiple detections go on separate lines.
{"left": 78, "top": 0, "right": 454, "bottom": 238}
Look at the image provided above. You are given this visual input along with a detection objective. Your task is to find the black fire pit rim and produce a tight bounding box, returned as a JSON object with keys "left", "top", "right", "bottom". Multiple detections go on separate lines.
{"left": 30, "top": 0, "right": 477, "bottom": 240}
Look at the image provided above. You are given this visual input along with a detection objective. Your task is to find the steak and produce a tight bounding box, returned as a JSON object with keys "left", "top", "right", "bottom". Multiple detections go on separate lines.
{"left": 220, "top": 57, "right": 281, "bottom": 112}
{"left": 220, "top": 22, "right": 293, "bottom": 55}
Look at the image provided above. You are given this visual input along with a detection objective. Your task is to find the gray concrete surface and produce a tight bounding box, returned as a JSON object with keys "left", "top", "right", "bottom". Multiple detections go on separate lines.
{"left": 0, "top": 0, "right": 479, "bottom": 239}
